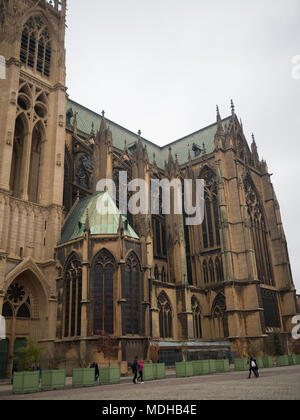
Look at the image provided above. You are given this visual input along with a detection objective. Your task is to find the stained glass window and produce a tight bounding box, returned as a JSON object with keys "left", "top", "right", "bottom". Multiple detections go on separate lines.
{"left": 63, "top": 254, "right": 82, "bottom": 338}
{"left": 93, "top": 250, "right": 115, "bottom": 335}
{"left": 158, "top": 292, "right": 173, "bottom": 338}
{"left": 124, "top": 252, "right": 140, "bottom": 335}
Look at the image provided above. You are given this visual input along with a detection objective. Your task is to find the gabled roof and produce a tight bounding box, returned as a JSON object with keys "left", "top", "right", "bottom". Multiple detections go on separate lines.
{"left": 58, "top": 192, "right": 139, "bottom": 245}
{"left": 67, "top": 98, "right": 231, "bottom": 169}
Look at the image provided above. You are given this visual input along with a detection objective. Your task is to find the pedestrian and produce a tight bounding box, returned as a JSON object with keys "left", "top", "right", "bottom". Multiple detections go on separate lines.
{"left": 132, "top": 356, "right": 139, "bottom": 384}
{"left": 36, "top": 364, "right": 42, "bottom": 382}
{"left": 11, "top": 362, "right": 18, "bottom": 384}
{"left": 95, "top": 362, "right": 100, "bottom": 383}
{"left": 138, "top": 360, "right": 144, "bottom": 384}
{"left": 248, "top": 356, "right": 259, "bottom": 379}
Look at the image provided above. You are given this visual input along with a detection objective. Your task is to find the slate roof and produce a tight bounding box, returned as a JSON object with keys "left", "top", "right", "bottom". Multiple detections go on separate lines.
{"left": 67, "top": 98, "right": 231, "bottom": 169}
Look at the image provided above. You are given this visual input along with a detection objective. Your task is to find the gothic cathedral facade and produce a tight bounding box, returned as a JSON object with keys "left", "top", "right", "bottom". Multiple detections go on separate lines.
{"left": 0, "top": 0, "right": 297, "bottom": 376}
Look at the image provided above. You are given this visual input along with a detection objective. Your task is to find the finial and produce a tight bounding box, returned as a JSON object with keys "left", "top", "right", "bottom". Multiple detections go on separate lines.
{"left": 153, "top": 152, "right": 157, "bottom": 166}
{"left": 231, "top": 99, "right": 235, "bottom": 114}
{"left": 84, "top": 209, "right": 90, "bottom": 233}
{"left": 90, "top": 122, "right": 95, "bottom": 137}
{"left": 138, "top": 129, "right": 142, "bottom": 137}
{"left": 101, "top": 110, "right": 105, "bottom": 117}
{"left": 216, "top": 104, "right": 223, "bottom": 129}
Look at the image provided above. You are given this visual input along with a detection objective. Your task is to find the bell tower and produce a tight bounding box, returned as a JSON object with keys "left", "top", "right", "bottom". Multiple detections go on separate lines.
{"left": 0, "top": 0, "right": 67, "bottom": 358}
{"left": 0, "top": 0, "right": 67, "bottom": 204}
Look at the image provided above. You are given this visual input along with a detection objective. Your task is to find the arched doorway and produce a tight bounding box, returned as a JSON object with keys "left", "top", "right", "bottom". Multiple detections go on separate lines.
{"left": 1, "top": 269, "right": 48, "bottom": 377}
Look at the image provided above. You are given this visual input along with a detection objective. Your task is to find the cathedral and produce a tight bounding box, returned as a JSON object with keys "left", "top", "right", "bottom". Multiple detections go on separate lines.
{"left": 0, "top": 0, "right": 298, "bottom": 378}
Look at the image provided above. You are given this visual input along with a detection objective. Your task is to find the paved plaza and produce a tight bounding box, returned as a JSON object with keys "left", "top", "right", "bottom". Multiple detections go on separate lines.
{"left": 0, "top": 365, "right": 299, "bottom": 400}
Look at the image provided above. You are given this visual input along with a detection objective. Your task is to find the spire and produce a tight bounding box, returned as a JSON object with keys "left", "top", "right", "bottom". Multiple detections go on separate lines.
{"left": 165, "top": 146, "right": 176, "bottom": 177}
{"left": 88, "top": 122, "right": 95, "bottom": 145}
{"left": 99, "top": 110, "right": 107, "bottom": 134}
{"left": 136, "top": 129, "right": 144, "bottom": 160}
{"left": 124, "top": 139, "right": 128, "bottom": 154}
{"left": 216, "top": 105, "right": 225, "bottom": 135}
{"left": 214, "top": 106, "right": 225, "bottom": 151}
{"left": 153, "top": 152, "right": 157, "bottom": 167}
{"left": 251, "top": 133, "right": 259, "bottom": 164}
{"left": 231, "top": 99, "right": 235, "bottom": 115}
{"left": 90, "top": 122, "right": 95, "bottom": 138}
{"left": 168, "top": 146, "right": 174, "bottom": 164}
{"left": 216, "top": 105, "right": 221, "bottom": 123}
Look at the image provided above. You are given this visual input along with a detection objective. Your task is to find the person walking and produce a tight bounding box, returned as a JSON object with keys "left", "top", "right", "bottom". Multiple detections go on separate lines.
{"left": 248, "top": 356, "right": 259, "bottom": 378}
{"left": 138, "top": 360, "right": 144, "bottom": 384}
{"left": 132, "top": 356, "right": 139, "bottom": 384}
{"left": 36, "top": 364, "right": 42, "bottom": 383}
{"left": 11, "top": 363, "right": 18, "bottom": 384}
{"left": 95, "top": 363, "right": 100, "bottom": 383}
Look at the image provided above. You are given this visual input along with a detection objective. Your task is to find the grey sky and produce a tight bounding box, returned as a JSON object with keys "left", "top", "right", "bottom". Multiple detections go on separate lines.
{"left": 65, "top": 0, "right": 300, "bottom": 292}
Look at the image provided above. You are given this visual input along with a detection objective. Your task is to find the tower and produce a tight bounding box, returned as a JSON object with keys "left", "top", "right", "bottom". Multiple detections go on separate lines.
{"left": 0, "top": 0, "right": 67, "bottom": 376}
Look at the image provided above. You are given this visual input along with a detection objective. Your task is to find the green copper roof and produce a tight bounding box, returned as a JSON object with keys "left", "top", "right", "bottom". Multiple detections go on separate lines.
{"left": 67, "top": 99, "right": 231, "bottom": 169}
{"left": 58, "top": 192, "right": 139, "bottom": 245}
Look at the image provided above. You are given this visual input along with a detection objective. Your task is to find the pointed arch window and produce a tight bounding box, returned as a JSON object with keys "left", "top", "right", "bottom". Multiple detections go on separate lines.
{"left": 209, "top": 259, "right": 215, "bottom": 283}
{"left": 2, "top": 281, "right": 32, "bottom": 322}
{"left": 10, "top": 114, "right": 27, "bottom": 198}
{"left": 20, "top": 16, "right": 51, "bottom": 77}
{"left": 28, "top": 122, "right": 44, "bottom": 204}
{"left": 123, "top": 252, "right": 141, "bottom": 335}
{"left": 92, "top": 250, "right": 115, "bottom": 335}
{"left": 244, "top": 175, "right": 274, "bottom": 286}
{"left": 203, "top": 260, "right": 209, "bottom": 284}
{"left": 16, "top": 303, "right": 30, "bottom": 319}
{"left": 192, "top": 297, "right": 202, "bottom": 339}
{"left": 158, "top": 292, "right": 173, "bottom": 339}
{"left": 212, "top": 294, "right": 229, "bottom": 338}
{"left": 199, "top": 168, "right": 221, "bottom": 250}
{"left": 63, "top": 254, "right": 82, "bottom": 338}
{"left": 215, "top": 257, "right": 224, "bottom": 283}
{"left": 2, "top": 302, "right": 13, "bottom": 318}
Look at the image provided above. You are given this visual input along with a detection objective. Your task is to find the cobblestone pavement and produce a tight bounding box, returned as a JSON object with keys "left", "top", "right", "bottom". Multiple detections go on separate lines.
{"left": 0, "top": 365, "right": 299, "bottom": 400}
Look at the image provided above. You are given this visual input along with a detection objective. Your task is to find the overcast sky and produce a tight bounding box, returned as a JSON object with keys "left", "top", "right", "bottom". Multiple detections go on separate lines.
{"left": 65, "top": 0, "right": 300, "bottom": 292}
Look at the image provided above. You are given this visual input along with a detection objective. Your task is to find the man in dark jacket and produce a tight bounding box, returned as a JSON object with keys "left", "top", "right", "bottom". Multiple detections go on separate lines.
{"left": 132, "top": 356, "right": 139, "bottom": 384}
{"left": 248, "top": 357, "right": 259, "bottom": 378}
